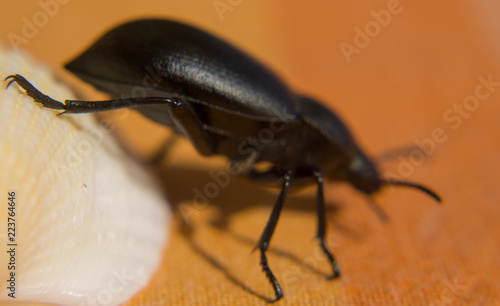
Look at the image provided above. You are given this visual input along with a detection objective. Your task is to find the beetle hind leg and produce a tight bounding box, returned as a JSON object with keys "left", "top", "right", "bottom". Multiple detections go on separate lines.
{"left": 313, "top": 170, "right": 341, "bottom": 279}
{"left": 253, "top": 170, "right": 292, "bottom": 303}
{"left": 5, "top": 74, "right": 215, "bottom": 156}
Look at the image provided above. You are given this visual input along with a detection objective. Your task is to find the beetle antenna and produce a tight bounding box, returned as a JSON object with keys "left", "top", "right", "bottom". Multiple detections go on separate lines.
{"left": 383, "top": 179, "right": 441, "bottom": 203}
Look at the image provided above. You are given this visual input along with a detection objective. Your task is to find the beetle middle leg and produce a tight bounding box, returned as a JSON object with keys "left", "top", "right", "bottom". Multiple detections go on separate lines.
{"left": 254, "top": 170, "right": 292, "bottom": 303}
{"left": 313, "top": 169, "right": 341, "bottom": 279}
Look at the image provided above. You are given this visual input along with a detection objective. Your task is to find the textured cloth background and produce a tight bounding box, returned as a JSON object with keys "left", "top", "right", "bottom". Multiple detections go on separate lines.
{"left": 1, "top": 1, "right": 499, "bottom": 305}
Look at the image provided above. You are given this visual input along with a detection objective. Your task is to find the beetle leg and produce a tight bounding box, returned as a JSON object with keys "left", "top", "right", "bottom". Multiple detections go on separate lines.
{"left": 253, "top": 170, "right": 292, "bottom": 303}
{"left": 313, "top": 169, "right": 341, "bottom": 279}
{"left": 163, "top": 99, "right": 213, "bottom": 156}
{"left": 5, "top": 74, "right": 214, "bottom": 155}
{"left": 6, "top": 74, "right": 178, "bottom": 112}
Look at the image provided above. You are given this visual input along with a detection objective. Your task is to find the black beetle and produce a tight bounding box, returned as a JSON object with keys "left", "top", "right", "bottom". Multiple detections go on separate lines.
{"left": 5, "top": 19, "right": 440, "bottom": 303}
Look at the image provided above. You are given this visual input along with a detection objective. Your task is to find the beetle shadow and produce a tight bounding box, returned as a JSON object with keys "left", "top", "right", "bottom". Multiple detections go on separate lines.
{"left": 158, "top": 165, "right": 313, "bottom": 224}
{"left": 156, "top": 164, "right": 366, "bottom": 237}
{"left": 154, "top": 163, "right": 365, "bottom": 301}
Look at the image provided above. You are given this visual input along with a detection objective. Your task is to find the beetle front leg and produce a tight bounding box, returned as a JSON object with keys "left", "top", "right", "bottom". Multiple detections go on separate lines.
{"left": 313, "top": 169, "right": 341, "bottom": 279}
{"left": 253, "top": 170, "right": 292, "bottom": 303}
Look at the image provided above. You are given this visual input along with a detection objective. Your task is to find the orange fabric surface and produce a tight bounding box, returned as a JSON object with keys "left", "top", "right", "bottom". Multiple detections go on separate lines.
{"left": 2, "top": 1, "right": 499, "bottom": 305}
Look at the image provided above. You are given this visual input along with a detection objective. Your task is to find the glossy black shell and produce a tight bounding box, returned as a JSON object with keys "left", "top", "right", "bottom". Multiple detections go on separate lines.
{"left": 65, "top": 19, "right": 298, "bottom": 124}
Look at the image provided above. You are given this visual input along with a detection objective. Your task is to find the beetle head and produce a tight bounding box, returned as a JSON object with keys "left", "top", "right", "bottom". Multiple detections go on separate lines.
{"left": 343, "top": 151, "right": 441, "bottom": 204}
{"left": 346, "top": 152, "right": 382, "bottom": 194}
{"left": 345, "top": 151, "right": 442, "bottom": 204}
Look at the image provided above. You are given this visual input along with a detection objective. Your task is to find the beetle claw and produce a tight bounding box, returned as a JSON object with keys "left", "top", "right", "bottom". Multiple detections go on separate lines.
{"left": 4, "top": 74, "right": 66, "bottom": 110}
{"left": 5, "top": 75, "right": 16, "bottom": 89}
